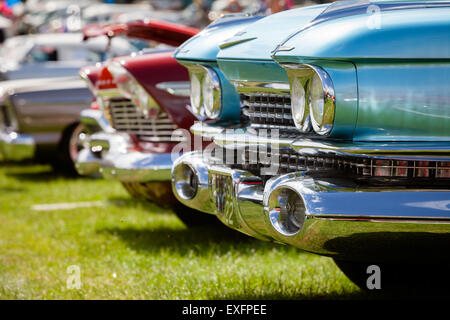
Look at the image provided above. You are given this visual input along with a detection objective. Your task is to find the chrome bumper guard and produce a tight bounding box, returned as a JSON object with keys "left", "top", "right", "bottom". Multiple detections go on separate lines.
{"left": 0, "top": 130, "right": 35, "bottom": 161}
{"left": 75, "top": 109, "right": 177, "bottom": 182}
{"left": 172, "top": 151, "right": 450, "bottom": 261}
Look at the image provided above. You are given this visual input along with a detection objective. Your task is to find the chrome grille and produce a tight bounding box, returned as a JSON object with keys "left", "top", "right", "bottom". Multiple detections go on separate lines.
{"left": 240, "top": 93, "right": 296, "bottom": 131}
{"left": 215, "top": 147, "right": 450, "bottom": 180}
{"left": 108, "top": 98, "right": 184, "bottom": 143}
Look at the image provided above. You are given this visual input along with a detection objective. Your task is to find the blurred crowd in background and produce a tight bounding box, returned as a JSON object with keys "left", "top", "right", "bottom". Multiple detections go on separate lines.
{"left": 0, "top": 0, "right": 328, "bottom": 42}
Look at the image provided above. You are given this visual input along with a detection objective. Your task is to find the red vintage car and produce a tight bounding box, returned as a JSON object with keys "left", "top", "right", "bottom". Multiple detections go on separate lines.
{"left": 76, "top": 20, "right": 218, "bottom": 227}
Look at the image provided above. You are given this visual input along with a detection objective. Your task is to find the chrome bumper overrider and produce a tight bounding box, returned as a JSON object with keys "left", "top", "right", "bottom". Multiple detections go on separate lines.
{"left": 172, "top": 151, "right": 450, "bottom": 262}
{"left": 75, "top": 110, "right": 177, "bottom": 182}
{"left": 0, "top": 130, "right": 35, "bottom": 161}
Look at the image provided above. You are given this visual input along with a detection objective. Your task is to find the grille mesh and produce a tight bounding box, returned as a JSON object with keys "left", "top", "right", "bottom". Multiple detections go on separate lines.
{"left": 240, "top": 93, "right": 295, "bottom": 131}
{"left": 214, "top": 147, "right": 450, "bottom": 180}
{"left": 108, "top": 98, "right": 184, "bottom": 143}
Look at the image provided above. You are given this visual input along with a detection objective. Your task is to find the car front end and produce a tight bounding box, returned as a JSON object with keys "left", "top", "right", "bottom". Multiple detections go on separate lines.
{"left": 171, "top": 1, "right": 450, "bottom": 267}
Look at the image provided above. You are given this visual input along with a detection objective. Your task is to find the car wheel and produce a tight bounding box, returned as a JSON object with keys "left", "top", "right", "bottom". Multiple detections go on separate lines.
{"left": 53, "top": 123, "right": 87, "bottom": 175}
{"left": 333, "top": 258, "right": 450, "bottom": 292}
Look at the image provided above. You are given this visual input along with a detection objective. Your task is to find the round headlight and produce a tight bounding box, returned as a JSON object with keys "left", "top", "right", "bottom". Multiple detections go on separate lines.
{"left": 202, "top": 68, "right": 221, "bottom": 119}
{"left": 190, "top": 73, "right": 202, "bottom": 115}
{"left": 291, "top": 77, "right": 308, "bottom": 131}
{"left": 308, "top": 68, "right": 335, "bottom": 135}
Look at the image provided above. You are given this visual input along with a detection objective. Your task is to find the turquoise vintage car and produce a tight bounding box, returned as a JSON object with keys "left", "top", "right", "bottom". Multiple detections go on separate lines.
{"left": 172, "top": 0, "right": 450, "bottom": 288}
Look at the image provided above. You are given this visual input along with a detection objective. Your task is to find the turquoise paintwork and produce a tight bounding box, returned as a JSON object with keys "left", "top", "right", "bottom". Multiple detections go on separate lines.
{"left": 271, "top": 4, "right": 450, "bottom": 141}
{"left": 273, "top": 6, "right": 450, "bottom": 61}
{"left": 213, "top": 1, "right": 450, "bottom": 141}
{"left": 174, "top": 15, "right": 264, "bottom": 122}
{"left": 174, "top": 15, "right": 264, "bottom": 62}
{"left": 216, "top": 5, "right": 328, "bottom": 61}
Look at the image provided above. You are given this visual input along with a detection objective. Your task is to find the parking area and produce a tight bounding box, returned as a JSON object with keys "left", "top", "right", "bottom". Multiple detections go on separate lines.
{"left": 0, "top": 162, "right": 363, "bottom": 299}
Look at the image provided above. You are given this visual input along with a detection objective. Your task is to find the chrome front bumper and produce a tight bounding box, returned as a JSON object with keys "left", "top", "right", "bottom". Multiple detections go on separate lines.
{"left": 172, "top": 151, "right": 450, "bottom": 262}
{"left": 0, "top": 130, "right": 35, "bottom": 161}
{"left": 75, "top": 109, "right": 178, "bottom": 182}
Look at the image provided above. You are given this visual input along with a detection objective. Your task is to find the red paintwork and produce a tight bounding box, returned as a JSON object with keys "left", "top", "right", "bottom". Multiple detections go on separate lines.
{"left": 96, "top": 67, "right": 116, "bottom": 91}
{"left": 83, "top": 20, "right": 199, "bottom": 47}
{"left": 81, "top": 21, "right": 201, "bottom": 154}
{"left": 112, "top": 51, "right": 196, "bottom": 131}
{"left": 79, "top": 65, "right": 103, "bottom": 90}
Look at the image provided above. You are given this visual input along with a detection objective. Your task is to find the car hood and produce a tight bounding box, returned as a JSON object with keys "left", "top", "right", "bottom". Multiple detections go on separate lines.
{"left": 272, "top": 1, "right": 450, "bottom": 62}
{"left": 216, "top": 4, "right": 329, "bottom": 61}
{"left": 174, "top": 14, "right": 264, "bottom": 62}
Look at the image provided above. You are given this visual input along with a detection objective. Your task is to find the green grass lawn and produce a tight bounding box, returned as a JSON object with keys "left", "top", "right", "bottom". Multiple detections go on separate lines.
{"left": 0, "top": 162, "right": 367, "bottom": 299}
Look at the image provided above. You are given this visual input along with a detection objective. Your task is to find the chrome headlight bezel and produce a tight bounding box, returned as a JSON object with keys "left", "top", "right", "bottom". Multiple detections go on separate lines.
{"left": 284, "top": 64, "right": 335, "bottom": 136}
{"left": 188, "top": 65, "right": 222, "bottom": 120}
{"left": 308, "top": 65, "right": 335, "bottom": 135}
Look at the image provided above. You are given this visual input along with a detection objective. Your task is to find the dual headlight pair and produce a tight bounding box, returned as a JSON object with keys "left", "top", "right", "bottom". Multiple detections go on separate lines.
{"left": 287, "top": 65, "right": 335, "bottom": 136}
{"left": 188, "top": 64, "right": 335, "bottom": 135}
{"left": 188, "top": 65, "right": 222, "bottom": 119}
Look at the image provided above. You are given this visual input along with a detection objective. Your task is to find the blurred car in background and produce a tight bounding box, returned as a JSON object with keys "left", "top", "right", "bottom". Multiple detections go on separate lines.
{"left": 75, "top": 19, "right": 221, "bottom": 226}
{"left": 0, "top": 30, "right": 138, "bottom": 173}
{"left": 0, "top": 32, "right": 135, "bottom": 80}
{"left": 0, "top": 74, "right": 95, "bottom": 172}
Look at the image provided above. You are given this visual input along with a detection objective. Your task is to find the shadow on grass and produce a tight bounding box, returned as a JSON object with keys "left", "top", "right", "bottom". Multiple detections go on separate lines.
{"left": 5, "top": 169, "right": 98, "bottom": 182}
{"left": 211, "top": 290, "right": 379, "bottom": 300}
{"left": 0, "top": 186, "right": 27, "bottom": 193}
{"left": 107, "top": 196, "right": 174, "bottom": 214}
{"left": 99, "top": 225, "right": 278, "bottom": 257}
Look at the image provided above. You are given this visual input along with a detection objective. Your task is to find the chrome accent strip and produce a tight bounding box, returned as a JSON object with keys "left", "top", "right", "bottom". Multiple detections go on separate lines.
{"left": 190, "top": 121, "right": 225, "bottom": 139}
{"left": 292, "top": 139, "right": 450, "bottom": 161}
{"left": 206, "top": 127, "right": 450, "bottom": 161}
{"left": 232, "top": 80, "right": 290, "bottom": 94}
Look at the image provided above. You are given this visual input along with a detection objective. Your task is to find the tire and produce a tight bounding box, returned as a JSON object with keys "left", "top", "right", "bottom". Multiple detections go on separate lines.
{"left": 333, "top": 258, "right": 450, "bottom": 292}
{"left": 52, "top": 123, "right": 87, "bottom": 175}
